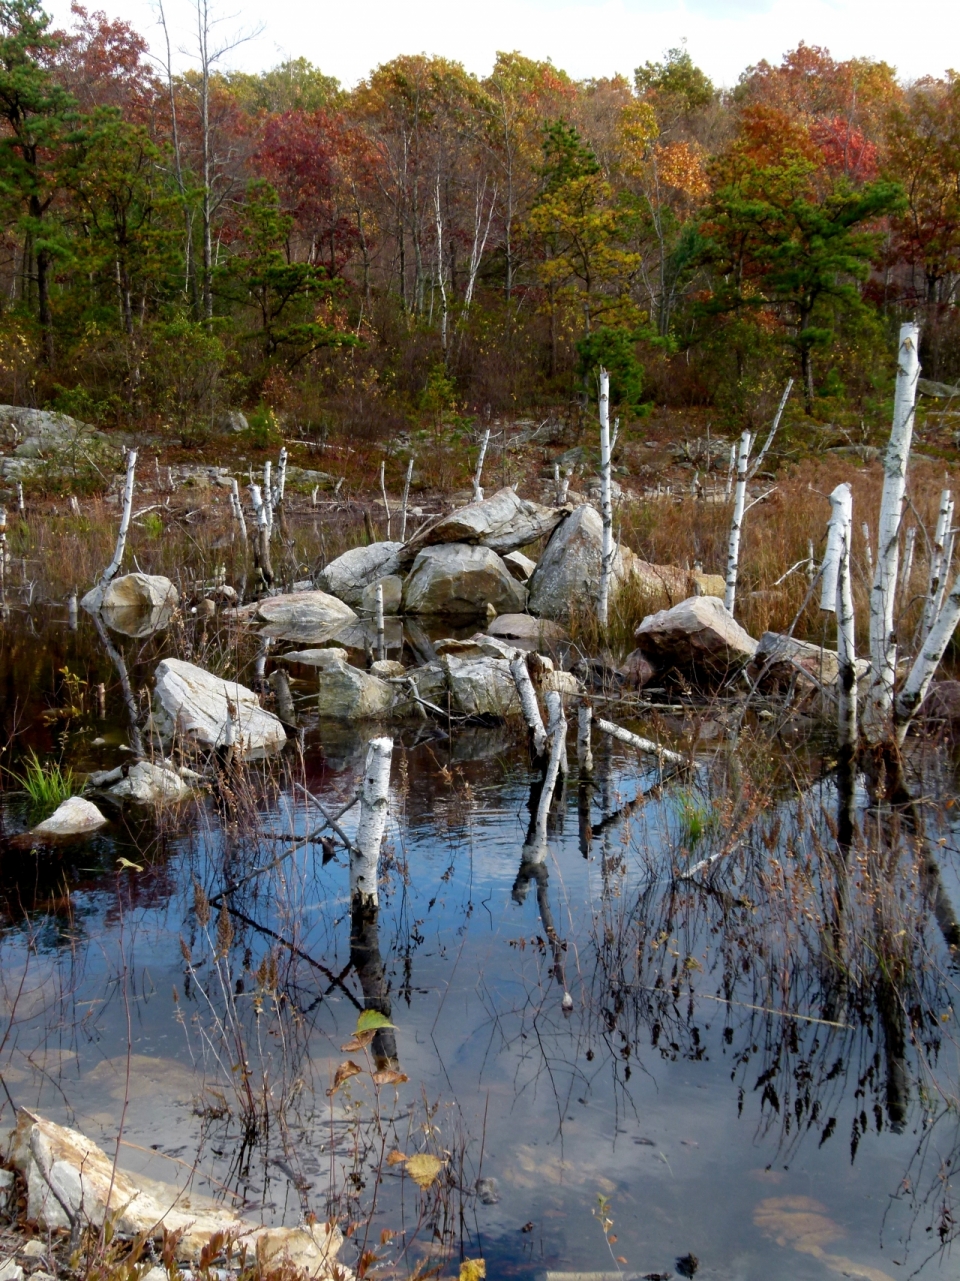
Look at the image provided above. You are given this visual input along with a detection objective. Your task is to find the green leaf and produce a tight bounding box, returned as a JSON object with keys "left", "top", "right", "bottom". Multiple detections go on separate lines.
{"left": 356, "top": 1009, "right": 395, "bottom": 1034}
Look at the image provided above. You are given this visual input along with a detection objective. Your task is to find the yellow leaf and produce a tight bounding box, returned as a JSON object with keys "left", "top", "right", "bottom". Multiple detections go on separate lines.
{"left": 386, "top": 1150, "right": 407, "bottom": 1166}
{"left": 341, "top": 1029, "right": 376, "bottom": 1052}
{"left": 460, "top": 1261, "right": 486, "bottom": 1281}
{"left": 326, "top": 1060, "right": 363, "bottom": 1096}
{"left": 116, "top": 858, "right": 144, "bottom": 872}
{"left": 404, "top": 1153, "right": 443, "bottom": 1189}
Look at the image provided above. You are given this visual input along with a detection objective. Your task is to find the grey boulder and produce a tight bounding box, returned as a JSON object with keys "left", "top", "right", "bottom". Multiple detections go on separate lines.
{"left": 32, "top": 796, "right": 107, "bottom": 837}
{"left": 402, "top": 544, "right": 526, "bottom": 618}
{"left": 81, "top": 573, "right": 179, "bottom": 636}
{"left": 527, "top": 504, "right": 636, "bottom": 620}
{"left": 503, "top": 550, "right": 537, "bottom": 582}
{"left": 749, "top": 631, "right": 870, "bottom": 692}
{"left": 318, "top": 542, "right": 404, "bottom": 607}
{"left": 256, "top": 589, "right": 357, "bottom": 642}
{"left": 360, "top": 574, "right": 403, "bottom": 615}
{"left": 93, "top": 760, "right": 191, "bottom": 804}
{"left": 400, "top": 487, "right": 564, "bottom": 565}
{"left": 634, "top": 595, "right": 758, "bottom": 675}
{"left": 152, "top": 658, "right": 286, "bottom": 755}
{"left": 312, "top": 648, "right": 397, "bottom": 719}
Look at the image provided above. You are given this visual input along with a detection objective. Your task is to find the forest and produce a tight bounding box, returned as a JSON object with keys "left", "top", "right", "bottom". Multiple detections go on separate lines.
{"left": 0, "top": 0, "right": 958, "bottom": 443}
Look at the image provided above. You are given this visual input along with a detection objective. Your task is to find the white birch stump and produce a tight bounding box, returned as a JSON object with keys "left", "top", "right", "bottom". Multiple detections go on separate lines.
{"left": 510, "top": 654, "right": 548, "bottom": 758}
{"left": 595, "top": 717, "right": 685, "bottom": 765}
{"left": 379, "top": 461, "right": 391, "bottom": 538}
{"left": 229, "top": 478, "right": 248, "bottom": 548}
{"left": 863, "top": 321, "right": 921, "bottom": 741}
{"left": 99, "top": 449, "right": 138, "bottom": 587}
{"left": 352, "top": 737, "right": 393, "bottom": 906}
{"left": 534, "top": 692, "right": 567, "bottom": 838}
{"left": 832, "top": 485, "right": 858, "bottom": 753}
{"left": 577, "top": 699, "right": 593, "bottom": 777}
{"left": 821, "top": 485, "right": 849, "bottom": 612}
{"left": 399, "top": 457, "right": 414, "bottom": 541}
{"left": 724, "top": 431, "right": 752, "bottom": 615}
{"left": 262, "top": 462, "right": 273, "bottom": 535}
{"left": 597, "top": 368, "right": 615, "bottom": 628}
{"left": 473, "top": 428, "right": 490, "bottom": 503}
{"left": 375, "top": 582, "right": 385, "bottom": 662}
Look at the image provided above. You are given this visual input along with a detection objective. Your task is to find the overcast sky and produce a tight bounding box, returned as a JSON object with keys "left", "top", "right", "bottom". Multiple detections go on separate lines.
{"left": 49, "top": 0, "right": 959, "bottom": 89}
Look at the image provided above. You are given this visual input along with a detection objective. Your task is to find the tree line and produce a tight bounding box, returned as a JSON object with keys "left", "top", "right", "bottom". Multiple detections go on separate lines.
{"left": 0, "top": 0, "right": 958, "bottom": 437}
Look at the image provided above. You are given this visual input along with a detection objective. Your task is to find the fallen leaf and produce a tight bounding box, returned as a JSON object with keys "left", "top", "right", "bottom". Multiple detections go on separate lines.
{"left": 405, "top": 1153, "right": 444, "bottom": 1189}
{"left": 386, "top": 1150, "right": 407, "bottom": 1166}
{"left": 116, "top": 857, "right": 143, "bottom": 872}
{"left": 460, "top": 1261, "right": 486, "bottom": 1281}
{"left": 372, "top": 1069, "right": 409, "bottom": 1087}
{"left": 380, "top": 1229, "right": 395, "bottom": 1245}
{"left": 356, "top": 1009, "right": 395, "bottom": 1034}
{"left": 326, "top": 1060, "right": 363, "bottom": 1096}
{"left": 341, "top": 1029, "right": 377, "bottom": 1052}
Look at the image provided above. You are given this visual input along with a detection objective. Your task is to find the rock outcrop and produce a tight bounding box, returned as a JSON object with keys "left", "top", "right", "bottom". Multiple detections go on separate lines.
{"left": 402, "top": 544, "right": 526, "bottom": 618}
{"left": 318, "top": 542, "right": 404, "bottom": 607}
{"left": 634, "top": 596, "right": 758, "bottom": 676}
{"left": 153, "top": 658, "right": 286, "bottom": 755}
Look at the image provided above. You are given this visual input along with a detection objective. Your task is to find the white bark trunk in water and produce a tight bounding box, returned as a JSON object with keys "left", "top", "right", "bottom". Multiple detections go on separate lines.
{"left": 863, "top": 321, "right": 921, "bottom": 741}
{"left": 399, "top": 457, "right": 414, "bottom": 541}
{"left": 595, "top": 717, "right": 685, "bottom": 765}
{"left": 534, "top": 692, "right": 567, "bottom": 837}
{"left": 352, "top": 737, "right": 393, "bottom": 905}
{"left": 924, "top": 489, "right": 952, "bottom": 636}
{"left": 597, "top": 368, "right": 614, "bottom": 628}
{"left": 100, "top": 449, "right": 137, "bottom": 587}
{"left": 229, "top": 478, "right": 247, "bottom": 546}
{"left": 577, "top": 700, "right": 593, "bottom": 776}
{"left": 262, "top": 462, "right": 273, "bottom": 534}
{"left": 831, "top": 484, "right": 858, "bottom": 751}
{"left": 895, "top": 566, "right": 960, "bottom": 743}
{"left": 510, "top": 654, "right": 547, "bottom": 758}
{"left": 375, "top": 582, "right": 385, "bottom": 662}
{"left": 724, "top": 431, "right": 752, "bottom": 615}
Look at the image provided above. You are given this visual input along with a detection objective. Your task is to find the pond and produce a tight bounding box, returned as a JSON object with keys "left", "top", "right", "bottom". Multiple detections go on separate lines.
{"left": 1, "top": 599, "right": 959, "bottom": 1281}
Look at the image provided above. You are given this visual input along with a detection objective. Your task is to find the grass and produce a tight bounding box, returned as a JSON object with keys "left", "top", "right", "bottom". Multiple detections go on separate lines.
{"left": 10, "top": 750, "right": 78, "bottom": 821}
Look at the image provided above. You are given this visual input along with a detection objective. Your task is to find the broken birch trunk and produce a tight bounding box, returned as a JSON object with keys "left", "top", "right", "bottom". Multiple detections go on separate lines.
{"left": 351, "top": 737, "right": 393, "bottom": 907}
{"left": 863, "top": 321, "right": 920, "bottom": 741}
{"left": 597, "top": 368, "right": 615, "bottom": 629}
{"left": 510, "top": 653, "right": 548, "bottom": 760}
{"left": 724, "top": 431, "right": 752, "bottom": 615}
{"left": 99, "top": 449, "right": 138, "bottom": 588}
{"left": 577, "top": 699, "right": 593, "bottom": 777}
{"left": 473, "top": 428, "right": 491, "bottom": 503}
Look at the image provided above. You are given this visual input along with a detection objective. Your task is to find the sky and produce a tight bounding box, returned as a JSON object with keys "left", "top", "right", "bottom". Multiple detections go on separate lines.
{"left": 48, "top": 0, "right": 960, "bottom": 89}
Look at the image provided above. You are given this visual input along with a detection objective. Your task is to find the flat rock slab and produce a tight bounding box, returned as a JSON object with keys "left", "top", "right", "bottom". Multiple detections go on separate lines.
{"left": 318, "top": 542, "right": 404, "bottom": 607}
{"left": 32, "top": 796, "right": 107, "bottom": 837}
{"left": 634, "top": 595, "right": 758, "bottom": 675}
{"left": 9, "top": 1110, "right": 345, "bottom": 1276}
{"left": 486, "top": 613, "right": 567, "bottom": 644}
{"left": 400, "top": 487, "right": 565, "bottom": 565}
{"left": 402, "top": 544, "right": 526, "bottom": 618}
{"left": 256, "top": 590, "right": 357, "bottom": 644}
{"left": 153, "top": 658, "right": 286, "bottom": 755}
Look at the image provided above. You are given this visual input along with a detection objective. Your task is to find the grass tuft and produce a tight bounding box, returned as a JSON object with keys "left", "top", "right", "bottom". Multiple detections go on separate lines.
{"left": 11, "top": 751, "right": 78, "bottom": 821}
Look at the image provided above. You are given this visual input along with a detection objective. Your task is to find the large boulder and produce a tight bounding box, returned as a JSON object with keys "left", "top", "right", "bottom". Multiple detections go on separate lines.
{"left": 153, "top": 658, "right": 286, "bottom": 755}
{"left": 312, "top": 649, "right": 397, "bottom": 719}
{"left": 749, "top": 632, "right": 870, "bottom": 693}
{"left": 634, "top": 595, "right": 758, "bottom": 677}
{"left": 360, "top": 575, "right": 403, "bottom": 615}
{"left": 527, "top": 505, "right": 637, "bottom": 620}
{"left": 81, "top": 574, "right": 179, "bottom": 636}
{"left": 8, "top": 1111, "right": 345, "bottom": 1274}
{"left": 402, "top": 544, "right": 526, "bottom": 618}
{"left": 399, "top": 488, "right": 565, "bottom": 566}
{"left": 32, "top": 797, "right": 107, "bottom": 838}
{"left": 256, "top": 589, "right": 356, "bottom": 643}
{"left": 318, "top": 542, "right": 404, "bottom": 607}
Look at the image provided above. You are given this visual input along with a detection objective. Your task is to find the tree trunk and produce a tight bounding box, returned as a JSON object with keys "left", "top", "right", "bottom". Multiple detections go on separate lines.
{"left": 724, "top": 430, "right": 752, "bottom": 615}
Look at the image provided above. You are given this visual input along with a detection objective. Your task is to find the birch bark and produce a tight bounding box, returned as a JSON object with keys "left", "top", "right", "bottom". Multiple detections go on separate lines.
{"left": 352, "top": 737, "right": 393, "bottom": 906}
{"left": 724, "top": 431, "right": 752, "bottom": 615}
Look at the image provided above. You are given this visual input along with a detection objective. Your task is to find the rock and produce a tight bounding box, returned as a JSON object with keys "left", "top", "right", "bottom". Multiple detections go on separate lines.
{"left": 400, "top": 487, "right": 565, "bottom": 565}
{"left": 81, "top": 573, "right": 179, "bottom": 637}
{"left": 486, "top": 613, "right": 567, "bottom": 644}
{"left": 476, "top": 1176, "right": 500, "bottom": 1205}
{"left": 105, "top": 761, "right": 191, "bottom": 804}
{"left": 0, "top": 406, "right": 102, "bottom": 454}
{"left": 749, "top": 632, "right": 870, "bottom": 692}
{"left": 370, "top": 659, "right": 405, "bottom": 678}
{"left": 441, "top": 655, "right": 523, "bottom": 718}
{"left": 618, "top": 648, "right": 656, "bottom": 688}
{"left": 215, "top": 410, "right": 248, "bottom": 433}
{"left": 690, "top": 572, "right": 726, "bottom": 599}
{"left": 312, "top": 649, "right": 396, "bottom": 719}
{"left": 318, "top": 542, "right": 404, "bottom": 607}
{"left": 279, "top": 647, "right": 345, "bottom": 666}
{"left": 20, "top": 1242, "right": 45, "bottom": 1260}
{"left": 256, "top": 589, "right": 357, "bottom": 642}
{"left": 153, "top": 658, "right": 286, "bottom": 755}
{"left": 32, "top": 797, "right": 107, "bottom": 838}
{"left": 403, "top": 544, "right": 526, "bottom": 618}
{"left": 634, "top": 595, "right": 758, "bottom": 677}
{"left": 360, "top": 574, "right": 403, "bottom": 615}
{"left": 528, "top": 504, "right": 638, "bottom": 620}
{"left": 7, "top": 1110, "right": 345, "bottom": 1276}
{"left": 0, "top": 1261, "right": 23, "bottom": 1281}
{"left": 503, "top": 550, "right": 537, "bottom": 582}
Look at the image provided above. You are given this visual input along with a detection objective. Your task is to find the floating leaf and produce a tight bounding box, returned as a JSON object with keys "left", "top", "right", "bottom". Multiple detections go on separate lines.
{"left": 460, "top": 1261, "right": 486, "bottom": 1281}
{"left": 356, "top": 1009, "right": 395, "bottom": 1034}
{"left": 372, "top": 1069, "right": 408, "bottom": 1087}
{"left": 326, "top": 1060, "right": 363, "bottom": 1096}
{"left": 341, "top": 1029, "right": 377, "bottom": 1052}
{"left": 116, "top": 857, "right": 143, "bottom": 872}
{"left": 404, "top": 1153, "right": 443, "bottom": 1189}
{"left": 386, "top": 1150, "right": 407, "bottom": 1166}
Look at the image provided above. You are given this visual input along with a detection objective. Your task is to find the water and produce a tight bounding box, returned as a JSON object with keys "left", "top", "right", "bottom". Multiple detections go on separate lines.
{"left": 1, "top": 601, "right": 959, "bottom": 1281}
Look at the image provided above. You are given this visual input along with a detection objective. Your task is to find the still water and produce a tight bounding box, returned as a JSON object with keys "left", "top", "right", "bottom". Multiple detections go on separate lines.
{"left": 1, "top": 601, "right": 959, "bottom": 1281}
